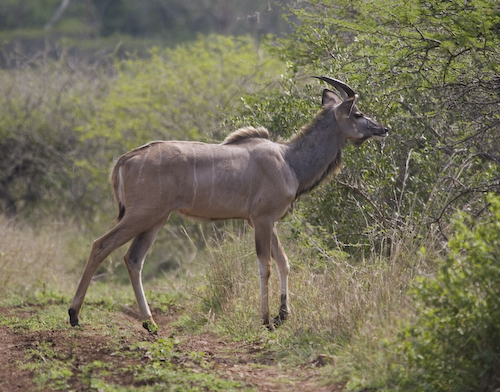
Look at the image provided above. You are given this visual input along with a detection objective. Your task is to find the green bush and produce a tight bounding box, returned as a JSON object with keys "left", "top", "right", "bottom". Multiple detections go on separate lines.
{"left": 0, "top": 34, "right": 283, "bottom": 221}
{"left": 247, "top": 0, "right": 500, "bottom": 258}
{"left": 395, "top": 193, "right": 500, "bottom": 391}
{"left": 0, "top": 59, "right": 112, "bottom": 219}
{"left": 75, "top": 34, "right": 283, "bottom": 213}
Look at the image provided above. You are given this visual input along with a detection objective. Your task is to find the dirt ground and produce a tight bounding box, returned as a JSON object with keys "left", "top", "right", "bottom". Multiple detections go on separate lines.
{"left": 0, "top": 306, "right": 346, "bottom": 392}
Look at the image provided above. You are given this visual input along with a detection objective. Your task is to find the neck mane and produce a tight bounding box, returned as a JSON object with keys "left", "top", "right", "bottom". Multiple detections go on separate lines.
{"left": 285, "top": 109, "right": 345, "bottom": 198}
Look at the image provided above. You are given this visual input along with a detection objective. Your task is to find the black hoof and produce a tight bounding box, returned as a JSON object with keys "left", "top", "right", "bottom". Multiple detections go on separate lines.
{"left": 68, "top": 308, "right": 80, "bottom": 327}
{"left": 262, "top": 317, "right": 275, "bottom": 331}
{"left": 143, "top": 320, "right": 159, "bottom": 334}
{"left": 273, "top": 311, "right": 289, "bottom": 328}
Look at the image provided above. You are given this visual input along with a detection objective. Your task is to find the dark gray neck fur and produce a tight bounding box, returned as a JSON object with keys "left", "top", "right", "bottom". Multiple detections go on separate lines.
{"left": 285, "top": 110, "right": 346, "bottom": 198}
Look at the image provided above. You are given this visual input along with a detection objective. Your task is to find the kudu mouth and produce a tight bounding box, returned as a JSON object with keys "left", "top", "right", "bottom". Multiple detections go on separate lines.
{"left": 369, "top": 126, "right": 389, "bottom": 141}
{"left": 373, "top": 123, "right": 389, "bottom": 138}
{"left": 372, "top": 131, "right": 389, "bottom": 140}
{"left": 353, "top": 131, "right": 387, "bottom": 146}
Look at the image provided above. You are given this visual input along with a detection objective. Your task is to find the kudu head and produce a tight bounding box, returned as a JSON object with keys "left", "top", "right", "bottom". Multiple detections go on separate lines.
{"left": 313, "top": 76, "right": 388, "bottom": 145}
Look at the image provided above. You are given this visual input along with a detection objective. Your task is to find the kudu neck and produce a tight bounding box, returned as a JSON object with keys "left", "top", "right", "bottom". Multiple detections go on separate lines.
{"left": 285, "top": 111, "right": 346, "bottom": 198}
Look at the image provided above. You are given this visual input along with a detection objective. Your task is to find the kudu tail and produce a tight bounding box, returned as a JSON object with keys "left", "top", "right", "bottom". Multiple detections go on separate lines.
{"left": 110, "top": 160, "right": 126, "bottom": 221}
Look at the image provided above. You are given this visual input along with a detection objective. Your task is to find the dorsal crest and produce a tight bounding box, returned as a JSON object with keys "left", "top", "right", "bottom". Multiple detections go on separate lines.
{"left": 221, "top": 126, "right": 270, "bottom": 145}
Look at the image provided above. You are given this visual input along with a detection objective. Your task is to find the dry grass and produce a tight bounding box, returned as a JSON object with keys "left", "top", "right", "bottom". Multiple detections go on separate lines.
{"left": 0, "top": 214, "right": 441, "bottom": 388}
{"left": 195, "top": 221, "right": 439, "bottom": 368}
{"left": 0, "top": 217, "right": 89, "bottom": 300}
{"left": 0, "top": 214, "right": 436, "bottom": 339}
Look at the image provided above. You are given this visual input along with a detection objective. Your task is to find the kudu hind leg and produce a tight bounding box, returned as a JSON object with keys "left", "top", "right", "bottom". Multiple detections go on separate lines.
{"left": 271, "top": 228, "right": 290, "bottom": 327}
{"left": 123, "top": 228, "right": 161, "bottom": 333}
{"left": 69, "top": 223, "right": 139, "bottom": 327}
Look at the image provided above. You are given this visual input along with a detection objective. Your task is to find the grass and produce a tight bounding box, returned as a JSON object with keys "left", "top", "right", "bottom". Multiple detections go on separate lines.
{"left": 0, "top": 218, "right": 78, "bottom": 302}
{"left": 0, "top": 216, "right": 441, "bottom": 391}
{"left": 195, "top": 223, "right": 422, "bottom": 346}
{"left": 1, "top": 285, "right": 251, "bottom": 391}
{"left": 185, "top": 220, "right": 447, "bottom": 390}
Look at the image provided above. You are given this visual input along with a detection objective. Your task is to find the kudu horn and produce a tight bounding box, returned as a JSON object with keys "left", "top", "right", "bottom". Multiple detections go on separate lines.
{"left": 312, "top": 76, "right": 356, "bottom": 100}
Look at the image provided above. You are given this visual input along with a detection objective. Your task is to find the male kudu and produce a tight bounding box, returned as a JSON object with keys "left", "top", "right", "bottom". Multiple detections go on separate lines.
{"left": 69, "top": 77, "right": 388, "bottom": 332}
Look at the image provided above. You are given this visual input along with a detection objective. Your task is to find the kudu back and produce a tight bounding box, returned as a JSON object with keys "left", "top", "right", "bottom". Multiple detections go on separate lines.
{"left": 69, "top": 76, "right": 388, "bottom": 332}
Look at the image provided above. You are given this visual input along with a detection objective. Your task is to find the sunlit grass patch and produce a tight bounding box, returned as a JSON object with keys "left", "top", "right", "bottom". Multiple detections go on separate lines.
{"left": 126, "top": 364, "right": 250, "bottom": 392}
{"left": 0, "top": 217, "right": 98, "bottom": 304}
{"left": 1, "top": 308, "right": 68, "bottom": 333}
{"left": 186, "top": 222, "right": 423, "bottom": 370}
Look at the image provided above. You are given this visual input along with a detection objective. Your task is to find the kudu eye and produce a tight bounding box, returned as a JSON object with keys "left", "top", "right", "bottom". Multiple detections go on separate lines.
{"left": 354, "top": 112, "right": 363, "bottom": 118}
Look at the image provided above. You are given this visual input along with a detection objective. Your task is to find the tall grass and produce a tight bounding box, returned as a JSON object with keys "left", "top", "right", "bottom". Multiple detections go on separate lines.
{"left": 195, "top": 220, "right": 441, "bottom": 369}
{"left": 196, "top": 225, "right": 261, "bottom": 334}
{"left": 0, "top": 217, "right": 88, "bottom": 302}
{"left": 1, "top": 212, "right": 456, "bottom": 389}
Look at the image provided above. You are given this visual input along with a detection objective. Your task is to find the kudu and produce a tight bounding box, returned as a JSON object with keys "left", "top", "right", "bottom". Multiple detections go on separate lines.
{"left": 69, "top": 76, "right": 388, "bottom": 332}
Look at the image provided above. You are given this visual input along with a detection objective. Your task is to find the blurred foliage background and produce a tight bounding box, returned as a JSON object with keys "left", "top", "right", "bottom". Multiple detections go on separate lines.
{"left": 1, "top": 0, "right": 500, "bottom": 390}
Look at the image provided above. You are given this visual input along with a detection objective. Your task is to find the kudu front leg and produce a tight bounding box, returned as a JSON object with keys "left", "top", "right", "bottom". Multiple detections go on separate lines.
{"left": 253, "top": 220, "right": 274, "bottom": 329}
{"left": 271, "top": 227, "right": 290, "bottom": 327}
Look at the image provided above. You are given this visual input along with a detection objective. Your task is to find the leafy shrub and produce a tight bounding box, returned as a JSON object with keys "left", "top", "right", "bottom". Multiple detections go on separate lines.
{"left": 0, "top": 59, "right": 111, "bottom": 219}
{"left": 250, "top": 0, "right": 500, "bottom": 258}
{"left": 74, "top": 34, "right": 282, "bottom": 218}
{"left": 0, "top": 34, "right": 283, "bottom": 221}
{"left": 395, "top": 193, "right": 500, "bottom": 391}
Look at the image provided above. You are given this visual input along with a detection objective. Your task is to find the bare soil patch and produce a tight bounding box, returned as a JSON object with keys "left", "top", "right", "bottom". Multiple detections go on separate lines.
{"left": 0, "top": 306, "right": 344, "bottom": 391}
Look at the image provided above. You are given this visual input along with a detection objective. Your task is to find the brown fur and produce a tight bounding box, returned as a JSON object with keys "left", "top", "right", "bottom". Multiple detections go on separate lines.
{"left": 222, "top": 126, "right": 270, "bottom": 145}
{"left": 69, "top": 77, "right": 387, "bottom": 333}
{"left": 111, "top": 141, "right": 165, "bottom": 221}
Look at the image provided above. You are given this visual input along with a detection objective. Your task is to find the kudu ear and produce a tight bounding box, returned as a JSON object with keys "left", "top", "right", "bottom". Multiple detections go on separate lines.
{"left": 321, "top": 89, "right": 343, "bottom": 108}
{"left": 337, "top": 95, "right": 359, "bottom": 118}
